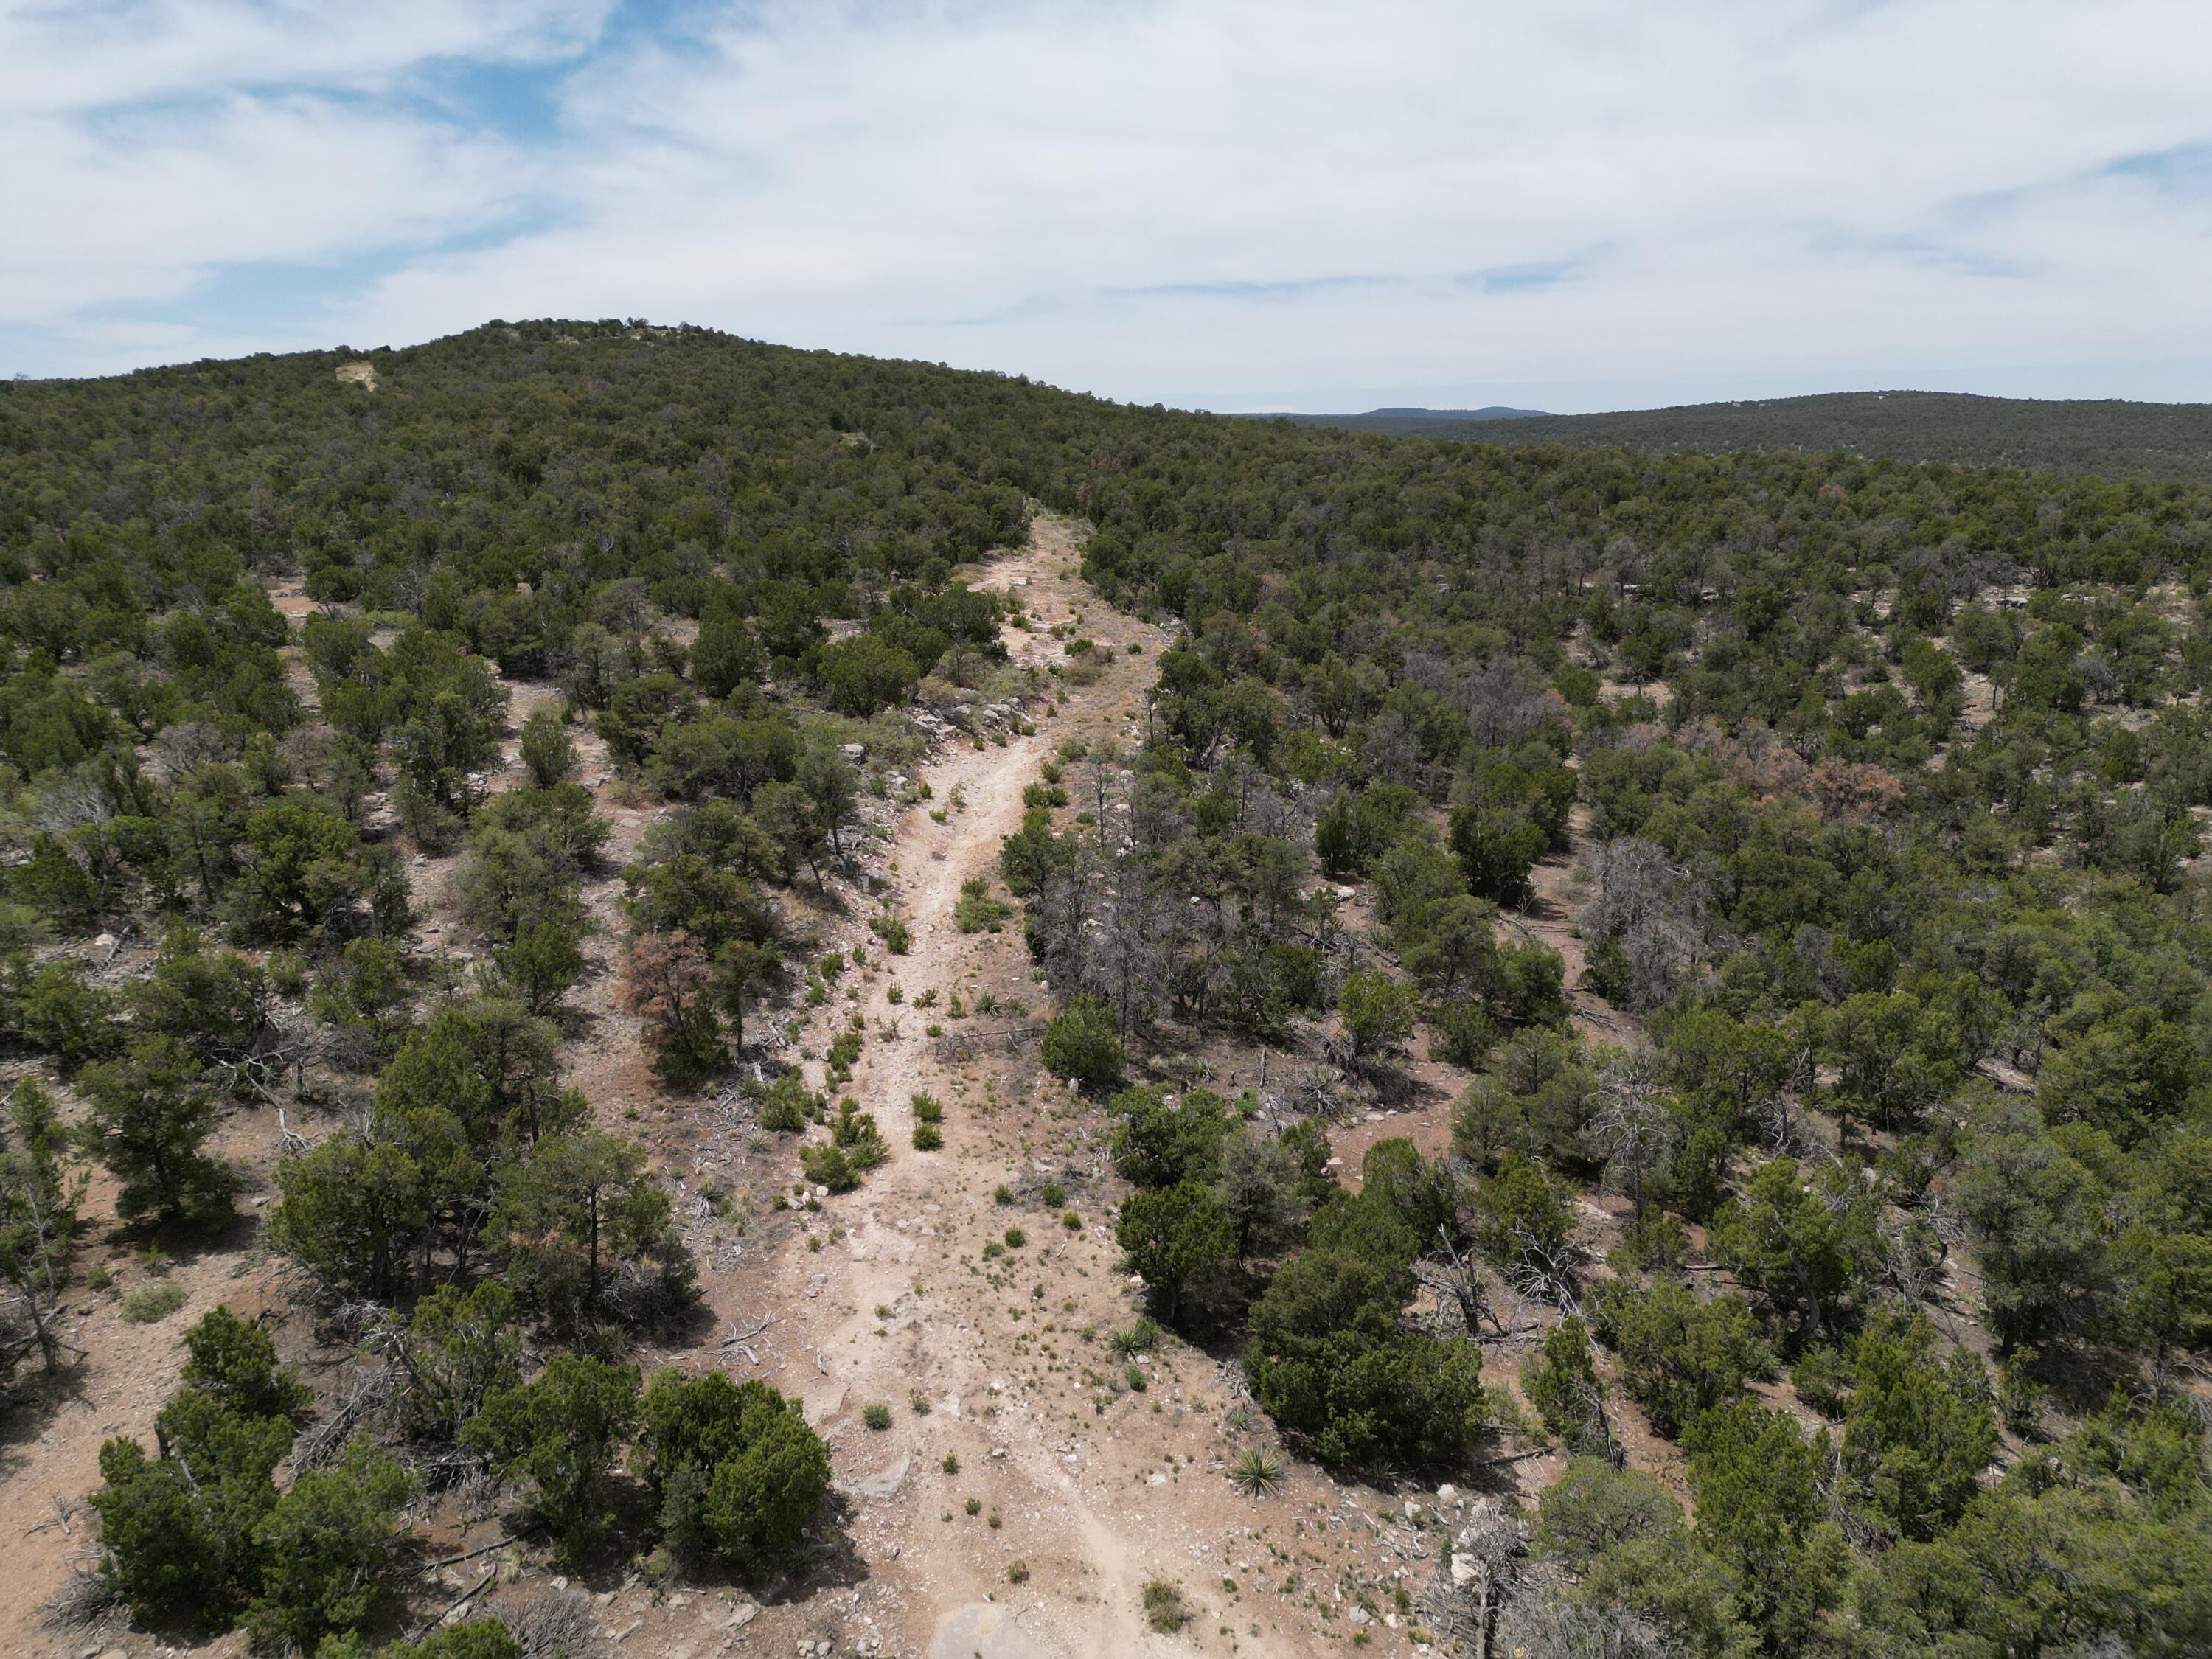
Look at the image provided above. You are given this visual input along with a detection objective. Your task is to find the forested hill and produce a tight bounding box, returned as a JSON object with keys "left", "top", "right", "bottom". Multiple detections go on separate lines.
{"left": 1283, "top": 388, "right": 2212, "bottom": 484}
{"left": 7, "top": 319, "right": 2212, "bottom": 1657}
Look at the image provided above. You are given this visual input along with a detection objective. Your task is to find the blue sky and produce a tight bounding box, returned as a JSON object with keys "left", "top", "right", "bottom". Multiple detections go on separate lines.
{"left": 6, "top": 1, "right": 2212, "bottom": 412}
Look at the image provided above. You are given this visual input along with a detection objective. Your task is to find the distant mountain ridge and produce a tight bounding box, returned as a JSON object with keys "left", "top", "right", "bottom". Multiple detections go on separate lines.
{"left": 1266, "top": 389, "right": 2212, "bottom": 485}
{"left": 1239, "top": 405, "right": 1549, "bottom": 433}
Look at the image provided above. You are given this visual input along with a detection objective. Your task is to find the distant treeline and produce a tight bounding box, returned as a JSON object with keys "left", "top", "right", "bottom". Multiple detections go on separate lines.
{"left": 1270, "top": 390, "right": 2212, "bottom": 484}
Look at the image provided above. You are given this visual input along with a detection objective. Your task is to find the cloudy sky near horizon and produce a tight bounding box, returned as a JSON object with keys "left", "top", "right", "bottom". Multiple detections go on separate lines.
{"left": 6, "top": 0, "right": 2212, "bottom": 411}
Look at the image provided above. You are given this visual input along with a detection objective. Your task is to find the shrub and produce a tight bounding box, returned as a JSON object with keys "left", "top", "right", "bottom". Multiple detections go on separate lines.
{"left": 863, "top": 1403, "right": 892, "bottom": 1430}
{"left": 122, "top": 1281, "right": 187, "bottom": 1322}
{"left": 246, "top": 1437, "right": 417, "bottom": 1652}
{"left": 1338, "top": 970, "right": 1418, "bottom": 1068}
{"left": 1143, "top": 1578, "right": 1189, "bottom": 1633}
{"left": 339, "top": 1618, "right": 526, "bottom": 1659}
{"left": 757, "top": 1071, "right": 818, "bottom": 1133}
{"left": 631, "top": 1371, "right": 830, "bottom": 1571}
{"left": 181, "top": 1305, "right": 309, "bottom": 1422}
{"left": 1585, "top": 1278, "right": 1773, "bottom": 1439}
{"left": 462, "top": 1355, "right": 641, "bottom": 1560}
{"left": 620, "top": 931, "right": 726, "bottom": 1081}
{"left": 1230, "top": 1446, "right": 1284, "bottom": 1497}
{"left": 1522, "top": 1315, "right": 1607, "bottom": 1450}
{"left": 519, "top": 705, "right": 577, "bottom": 788}
{"left": 90, "top": 1326, "right": 302, "bottom": 1630}
{"left": 799, "top": 1141, "right": 858, "bottom": 1193}
{"left": 1040, "top": 995, "right": 1124, "bottom": 1085}
{"left": 912, "top": 1121, "right": 942, "bottom": 1151}
{"left": 1109, "top": 1318, "right": 1160, "bottom": 1357}
{"left": 1243, "top": 1245, "right": 1486, "bottom": 1471}
{"left": 1116, "top": 1182, "right": 1237, "bottom": 1327}
{"left": 391, "top": 1282, "right": 522, "bottom": 1445}
{"left": 954, "top": 876, "right": 1012, "bottom": 933}
{"left": 77, "top": 1035, "right": 234, "bottom": 1229}
{"left": 1007, "top": 1559, "right": 1029, "bottom": 1583}
{"left": 829, "top": 1098, "right": 887, "bottom": 1168}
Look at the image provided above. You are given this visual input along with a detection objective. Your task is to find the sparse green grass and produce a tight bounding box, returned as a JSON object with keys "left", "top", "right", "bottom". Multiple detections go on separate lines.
{"left": 122, "top": 1282, "right": 186, "bottom": 1323}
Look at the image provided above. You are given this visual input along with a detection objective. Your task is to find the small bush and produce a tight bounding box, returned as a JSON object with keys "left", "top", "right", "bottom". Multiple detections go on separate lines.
{"left": 863, "top": 1404, "right": 891, "bottom": 1431}
{"left": 1063, "top": 1210, "right": 1082, "bottom": 1231}
{"left": 1230, "top": 1446, "right": 1284, "bottom": 1497}
{"left": 1004, "top": 1227, "right": 1026, "bottom": 1248}
{"left": 1040, "top": 1180, "right": 1065, "bottom": 1206}
{"left": 912, "top": 1091, "right": 944, "bottom": 1123}
{"left": 122, "top": 1282, "right": 187, "bottom": 1323}
{"left": 1040, "top": 995, "right": 1124, "bottom": 1085}
{"left": 799, "top": 1141, "right": 858, "bottom": 1193}
{"left": 1790, "top": 1344, "right": 1854, "bottom": 1419}
{"left": 912, "top": 1122, "right": 942, "bottom": 1151}
{"left": 942, "top": 1453, "right": 960, "bottom": 1473}
{"left": 1142, "top": 1578, "right": 1189, "bottom": 1633}
{"left": 1006, "top": 1559, "right": 1029, "bottom": 1584}
{"left": 954, "top": 877, "right": 1012, "bottom": 933}
{"left": 1109, "top": 1317, "right": 1159, "bottom": 1357}
{"left": 830, "top": 1099, "right": 888, "bottom": 1168}
{"left": 757, "top": 1072, "right": 819, "bottom": 1133}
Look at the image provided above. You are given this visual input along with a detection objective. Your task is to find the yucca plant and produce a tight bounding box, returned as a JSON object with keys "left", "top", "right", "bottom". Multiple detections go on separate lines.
{"left": 1230, "top": 1445, "right": 1284, "bottom": 1498}
{"left": 1108, "top": 1317, "right": 1159, "bottom": 1358}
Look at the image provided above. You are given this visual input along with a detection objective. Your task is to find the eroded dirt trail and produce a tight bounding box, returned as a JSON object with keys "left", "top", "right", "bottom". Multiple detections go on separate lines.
{"left": 745, "top": 518, "right": 1182, "bottom": 1658}
{"left": 703, "top": 518, "right": 1415, "bottom": 1659}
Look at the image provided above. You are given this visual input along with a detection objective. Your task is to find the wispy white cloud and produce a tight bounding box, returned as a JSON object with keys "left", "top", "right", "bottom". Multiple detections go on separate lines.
{"left": 0, "top": 0, "right": 613, "bottom": 112}
{"left": 7, "top": 0, "right": 2212, "bottom": 407}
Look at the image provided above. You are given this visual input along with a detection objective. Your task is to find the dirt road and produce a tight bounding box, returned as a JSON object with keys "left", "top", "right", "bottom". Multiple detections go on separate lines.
{"left": 700, "top": 515, "right": 1427, "bottom": 1659}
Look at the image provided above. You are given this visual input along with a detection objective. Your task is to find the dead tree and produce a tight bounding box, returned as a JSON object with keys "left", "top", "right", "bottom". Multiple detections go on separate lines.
{"left": 1423, "top": 1497, "right": 1525, "bottom": 1659}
